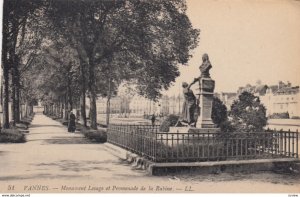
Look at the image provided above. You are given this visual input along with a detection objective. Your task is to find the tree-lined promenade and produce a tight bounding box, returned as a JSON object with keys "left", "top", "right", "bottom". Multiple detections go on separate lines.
{"left": 1, "top": 0, "right": 199, "bottom": 130}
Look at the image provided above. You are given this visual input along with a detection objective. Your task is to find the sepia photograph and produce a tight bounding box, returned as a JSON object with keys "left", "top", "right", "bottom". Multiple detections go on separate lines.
{"left": 0, "top": 0, "right": 299, "bottom": 196}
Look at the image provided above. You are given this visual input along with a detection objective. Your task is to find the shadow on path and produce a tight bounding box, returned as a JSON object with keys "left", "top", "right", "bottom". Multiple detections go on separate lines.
{"left": 0, "top": 173, "right": 84, "bottom": 181}
{"left": 30, "top": 124, "right": 64, "bottom": 128}
{"left": 34, "top": 160, "right": 115, "bottom": 172}
{"left": 44, "top": 136, "right": 96, "bottom": 144}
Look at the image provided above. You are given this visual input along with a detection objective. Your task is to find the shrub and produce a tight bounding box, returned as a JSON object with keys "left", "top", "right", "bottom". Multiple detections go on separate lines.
{"left": 159, "top": 114, "right": 179, "bottom": 132}
{"left": 0, "top": 129, "right": 26, "bottom": 143}
{"left": 220, "top": 120, "right": 236, "bottom": 133}
{"left": 212, "top": 96, "right": 228, "bottom": 126}
{"left": 229, "top": 91, "right": 267, "bottom": 132}
{"left": 82, "top": 128, "right": 107, "bottom": 143}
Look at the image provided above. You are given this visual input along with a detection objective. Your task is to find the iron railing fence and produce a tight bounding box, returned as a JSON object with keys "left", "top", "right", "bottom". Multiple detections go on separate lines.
{"left": 107, "top": 124, "right": 299, "bottom": 163}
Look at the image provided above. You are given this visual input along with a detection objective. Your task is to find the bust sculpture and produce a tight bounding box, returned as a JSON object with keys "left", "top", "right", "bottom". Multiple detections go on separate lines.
{"left": 199, "top": 53, "right": 212, "bottom": 78}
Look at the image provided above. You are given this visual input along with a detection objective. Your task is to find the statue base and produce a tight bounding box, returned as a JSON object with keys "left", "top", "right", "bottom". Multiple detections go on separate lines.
{"left": 196, "top": 77, "right": 216, "bottom": 129}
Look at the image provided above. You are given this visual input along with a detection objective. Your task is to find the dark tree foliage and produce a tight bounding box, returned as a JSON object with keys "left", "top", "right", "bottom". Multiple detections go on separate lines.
{"left": 211, "top": 96, "right": 227, "bottom": 127}
{"left": 2, "top": 0, "right": 45, "bottom": 128}
{"left": 230, "top": 91, "right": 267, "bottom": 132}
{"left": 45, "top": 0, "right": 199, "bottom": 128}
{"left": 2, "top": 0, "right": 199, "bottom": 129}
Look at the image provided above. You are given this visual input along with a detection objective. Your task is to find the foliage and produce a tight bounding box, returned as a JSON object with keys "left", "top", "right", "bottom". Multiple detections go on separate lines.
{"left": 47, "top": 0, "right": 199, "bottom": 98}
{"left": 0, "top": 129, "right": 26, "bottom": 143}
{"left": 2, "top": 0, "right": 46, "bottom": 127}
{"left": 82, "top": 129, "right": 107, "bottom": 143}
{"left": 159, "top": 114, "right": 179, "bottom": 132}
{"left": 212, "top": 97, "right": 228, "bottom": 127}
{"left": 3, "top": 0, "right": 199, "bottom": 128}
{"left": 229, "top": 91, "right": 267, "bottom": 132}
{"left": 28, "top": 43, "right": 81, "bottom": 108}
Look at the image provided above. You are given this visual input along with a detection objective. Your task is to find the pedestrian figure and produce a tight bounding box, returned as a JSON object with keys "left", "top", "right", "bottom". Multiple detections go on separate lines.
{"left": 68, "top": 111, "right": 76, "bottom": 132}
{"left": 151, "top": 114, "right": 156, "bottom": 127}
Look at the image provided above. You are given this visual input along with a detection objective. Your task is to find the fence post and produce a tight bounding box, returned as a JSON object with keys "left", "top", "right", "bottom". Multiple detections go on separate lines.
{"left": 288, "top": 129, "right": 291, "bottom": 157}
{"left": 284, "top": 131, "right": 287, "bottom": 156}
{"left": 207, "top": 131, "right": 210, "bottom": 161}
{"left": 297, "top": 129, "right": 299, "bottom": 159}
{"left": 154, "top": 128, "right": 157, "bottom": 162}
{"left": 292, "top": 130, "right": 295, "bottom": 158}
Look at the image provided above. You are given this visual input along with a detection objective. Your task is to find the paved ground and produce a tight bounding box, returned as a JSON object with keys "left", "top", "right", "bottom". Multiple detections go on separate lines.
{"left": 0, "top": 113, "right": 300, "bottom": 193}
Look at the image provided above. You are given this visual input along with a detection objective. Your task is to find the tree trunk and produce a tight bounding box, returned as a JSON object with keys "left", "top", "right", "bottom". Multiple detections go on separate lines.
{"left": 64, "top": 93, "right": 68, "bottom": 121}
{"left": 106, "top": 97, "right": 111, "bottom": 126}
{"left": 79, "top": 74, "right": 87, "bottom": 127}
{"left": 11, "top": 67, "right": 16, "bottom": 126}
{"left": 1, "top": 1, "right": 9, "bottom": 129}
{"left": 14, "top": 63, "right": 20, "bottom": 123}
{"left": 80, "top": 91, "right": 87, "bottom": 127}
{"left": 88, "top": 59, "right": 97, "bottom": 129}
{"left": 60, "top": 97, "right": 64, "bottom": 118}
{"left": 67, "top": 79, "right": 73, "bottom": 111}
{"left": 2, "top": 67, "right": 9, "bottom": 129}
{"left": 106, "top": 77, "right": 111, "bottom": 126}
{"left": 89, "top": 94, "right": 97, "bottom": 129}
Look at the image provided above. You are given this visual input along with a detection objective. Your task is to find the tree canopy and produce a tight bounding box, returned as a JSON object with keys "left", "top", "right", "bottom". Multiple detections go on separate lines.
{"left": 2, "top": 0, "right": 199, "bottom": 129}
{"left": 230, "top": 91, "right": 267, "bottom": 132}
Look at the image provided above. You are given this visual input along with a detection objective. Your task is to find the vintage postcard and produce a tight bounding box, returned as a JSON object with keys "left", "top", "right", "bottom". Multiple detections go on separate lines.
{"left": 0, "top": 0, "right": 299, "bottom": 196}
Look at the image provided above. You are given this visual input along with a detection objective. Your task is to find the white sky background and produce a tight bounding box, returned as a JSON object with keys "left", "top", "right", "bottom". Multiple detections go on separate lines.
{"left": 166, "top": 0, "right": 300, "bottom": 95}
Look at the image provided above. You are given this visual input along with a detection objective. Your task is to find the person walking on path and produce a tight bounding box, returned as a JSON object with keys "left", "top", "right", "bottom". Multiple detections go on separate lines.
{"left": 151, "top": 114, "right": 156, "bottom": 127}
{"left": 68, "top": 111, "right": 76, "bottom": 132}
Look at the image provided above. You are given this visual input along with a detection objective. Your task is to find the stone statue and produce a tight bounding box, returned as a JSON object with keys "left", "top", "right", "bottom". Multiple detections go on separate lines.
{"left": 175, "top": 82, "right": 197, "bottom": 127}
{"left": 172, "top": 53, "right": 217, "bottom": 131}
{"left": 199, "top": 53, "right": 212, "bottom": 78}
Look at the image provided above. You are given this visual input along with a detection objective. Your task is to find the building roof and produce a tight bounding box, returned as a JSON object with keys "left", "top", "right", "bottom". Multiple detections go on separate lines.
{"left": 268, "top": 85, "right": 279, "bottom": 93}
{"left": 276, "top": 86, "right": 299, "bottom": 95}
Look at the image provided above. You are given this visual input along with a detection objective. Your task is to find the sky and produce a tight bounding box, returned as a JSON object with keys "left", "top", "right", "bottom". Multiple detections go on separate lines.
{"left": 166, "top": 0, "right": 300, "bottom": 95}
{"left": 0, "top": 0, "right": 299, "bottom": 96}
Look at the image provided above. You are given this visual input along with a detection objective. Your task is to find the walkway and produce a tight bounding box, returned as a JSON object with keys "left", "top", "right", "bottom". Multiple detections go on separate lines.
{"left": 0, "top": 113, "right": 299, "bottom": 193}
{"left": 0, "top": 113, "right": 152, "bottom": 192}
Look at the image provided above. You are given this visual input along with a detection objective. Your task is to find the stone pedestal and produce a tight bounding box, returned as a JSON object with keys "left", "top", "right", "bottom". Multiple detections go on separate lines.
{"left": 196, "top": 77, "right": 215, "bottom": 128}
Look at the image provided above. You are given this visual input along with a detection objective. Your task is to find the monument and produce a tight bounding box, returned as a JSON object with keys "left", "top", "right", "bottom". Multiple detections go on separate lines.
{"left": 195, "top": 53, "right": 216, "bottom": 128}
{"left": 171, "top": 53, "right": 219, "bottom": 133}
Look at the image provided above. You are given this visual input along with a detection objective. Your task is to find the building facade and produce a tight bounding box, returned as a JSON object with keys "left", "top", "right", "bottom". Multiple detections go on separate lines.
{"left": 215, "top": 92, "right": 237, "bottom": 110}
{"left": 238, "top": 81, "right": 300, "bottom": 118}
{"left": 261, "top": 82, "right": 300, "bottom": 117}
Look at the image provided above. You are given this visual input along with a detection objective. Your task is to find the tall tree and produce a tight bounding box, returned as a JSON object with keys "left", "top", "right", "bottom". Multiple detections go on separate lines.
{"left": 45, "top": 0, "right": 199, "bottom": 129}
{"left": 2, "top": 0, "right": 45, "bottom": 127}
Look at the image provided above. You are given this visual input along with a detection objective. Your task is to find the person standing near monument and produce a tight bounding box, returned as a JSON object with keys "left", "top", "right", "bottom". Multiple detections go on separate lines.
{"left": 151, "top": 114, "right": 156, "bottom": 127}
{"left": 180, "top": 82, "right": 197, "bottom": 126}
